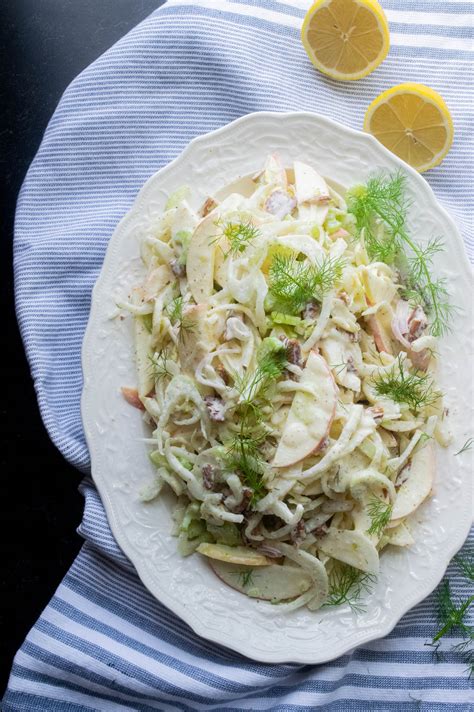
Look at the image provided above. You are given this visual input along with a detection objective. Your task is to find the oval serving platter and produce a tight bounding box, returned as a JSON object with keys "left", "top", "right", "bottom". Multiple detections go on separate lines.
{"left": 81, "top": 112, "right": 473, "bottom": 663}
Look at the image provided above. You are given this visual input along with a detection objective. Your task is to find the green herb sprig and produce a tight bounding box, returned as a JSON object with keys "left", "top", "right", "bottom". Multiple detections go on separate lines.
{"left": 235, "top": 347, "right": 288, "bottom": 405}
{"left": 268, "top": 253, "right": 344, "bottom": 315}
{"left": 225, "top": 345, "right": 288, "bottom": 503}
{"left": 165, "top": 296, "right": 195, "bottom": 340}
{"left": 347, "top": 173, "right": 454, "bottom": 337}
{"left": 148, "top": 349, "right": 172, "bottom": 381}
{"left": 366, "top": 497, "right": 393, "bottom": 537}
{"left": 225, "top": 425, "right": 268, "bottom": 503}
{"left": 165, "top": 295, "right": 184, "bottom": 323}
{"left": 217, "top": 219, "right": 261, "bottom": 256}
{"left": 454, "top": 438, "right": 473, "bottom": 456}
{"left": 433, "top": 581, "right": 473, "bottom": 650}
{"left": 372, "top": 356, "right": 438, "bottom": 413}
{"left": 324, "top": 563, "right": 376, "bottom": 613}
{"left": 231, "top": 569, "right": 255, "bottom": 588}
{"left": 454, "top": 554, "right": 474, "bottom": 582}
{"left": 429, "top": 554, "right": 474, "bottom": 677}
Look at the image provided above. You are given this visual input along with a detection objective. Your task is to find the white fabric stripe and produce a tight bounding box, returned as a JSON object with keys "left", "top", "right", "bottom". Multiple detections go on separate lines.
{"left": 25, "top": 627, "right": 269, "bottom": 712}
{"left": 7, "top": 676, "right": 133, "bottom": 712}
{"left": 25, "top": 628, "right": 222, "bottom": 711}
{"left": 66, "top": 563, "right": 249, "bottom": 662}
{"left": 39, "top": 606, "right": 231, "bottom": 700}
{"left": 365, "top": 636, "right": 471, "bottom": 653}
{"left": 388, "top": 10, "right": 474, "bottom": 26}
{"left": 215, "top": 688, "right": 474, "bottom": 709}
{"left": 166, "top": 0, "right": 474, "bottom": 51}
{"left": 12, "top": 638, "right": 473, "bottom": 712}
{"left": 275, "top": 0, "right": 474, "bottom": 25}
{"left": 43, "top": 601, "right": 470, "bottom": 682}
{"left": 57, "top": 585, "right": 272, "bottom": 685}
{"left": 14, "top": 649, "right": 175, "bottom": 712}
{"left": 391, "top": 32, "right": 472, "bottom": 50}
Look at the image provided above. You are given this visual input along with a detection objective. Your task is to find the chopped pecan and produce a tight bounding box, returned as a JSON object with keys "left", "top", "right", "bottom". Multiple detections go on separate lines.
{"left": 313, "top": 525, "right": 329, "bottom": 538}
{"left": 257, "top": 543, "right": 283, "bottom": 558}
{"left": 264, "top": 190, "right": 296, "bottom": 219}
{"left": 303, "top": 299, "right": 319, "bottom": 320}
{"left": 231, "top": 487, "right": 253, "bottom": 514}
{"left": 170, "top": 258, "right": 186, "bottom": 278}
{"left": 345, "top": 354, "right": 357, "bottom": 374}
{"left": 367, "top": 405, "right": 384, "bottom": 423}
{"left": 284, "top": 338, "right": 303, "bottom": 367}
{"left": 408, "top": 305, "right": 428, "bottom": 341}
{"left": 204, "top": 395, "right": 226, "bottom": 422}
{"left": 202, "top": 464, "right": 215, "bottom": 490}
{"left": 290, "top": 519, "right": 306, "bottom": 546}
{"left": 199, "top": 196, "right": 218, "bottom": 217}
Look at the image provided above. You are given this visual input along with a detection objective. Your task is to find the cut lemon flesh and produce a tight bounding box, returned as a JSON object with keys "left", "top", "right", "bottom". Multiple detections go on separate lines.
{"left": 301, "top": 0, "right": 390, "bottom": 81}
{"left": 364, "top": 83, "right": 454, "bottom": 172}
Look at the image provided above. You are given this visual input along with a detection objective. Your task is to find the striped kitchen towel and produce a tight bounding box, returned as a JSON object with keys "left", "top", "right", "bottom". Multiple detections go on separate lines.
{"left": 6, "top": 0, "right": 473, "bottom": 709}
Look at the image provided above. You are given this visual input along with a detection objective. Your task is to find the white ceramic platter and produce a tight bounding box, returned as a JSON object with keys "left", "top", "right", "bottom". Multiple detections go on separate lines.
{"left": 81, "top": 112, "right": 473, "bottom": 663}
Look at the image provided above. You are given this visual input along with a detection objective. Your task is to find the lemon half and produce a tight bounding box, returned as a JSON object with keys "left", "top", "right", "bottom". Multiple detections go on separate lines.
{"left": 301, "top": 0, "right": 390, "bottom": 81}
{"left": 364, "top": 83, "right": 454, "bottom": 172}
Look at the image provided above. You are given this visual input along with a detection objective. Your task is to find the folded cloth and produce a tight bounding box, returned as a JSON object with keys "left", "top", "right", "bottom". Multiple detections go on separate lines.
{"left": 6, "top": 1, "right": 473, "bottom": 709}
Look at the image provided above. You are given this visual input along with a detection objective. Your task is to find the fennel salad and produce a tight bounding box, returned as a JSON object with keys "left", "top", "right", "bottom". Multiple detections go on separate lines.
{"left": 120, "top": 155, "right": 451, "bottom": 612}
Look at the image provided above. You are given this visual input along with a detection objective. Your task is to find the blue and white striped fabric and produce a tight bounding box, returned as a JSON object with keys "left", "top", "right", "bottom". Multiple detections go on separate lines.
{"left": 7, "top": 1, "right": 473, "bottom": 709}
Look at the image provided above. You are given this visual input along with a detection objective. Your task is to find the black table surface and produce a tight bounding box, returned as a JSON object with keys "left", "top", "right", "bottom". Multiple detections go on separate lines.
{"left": 1, "top": 0, "right": 164, "bottom": 694}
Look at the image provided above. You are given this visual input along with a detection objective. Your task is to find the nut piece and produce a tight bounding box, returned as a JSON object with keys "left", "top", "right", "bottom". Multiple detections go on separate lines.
{"left": 204, "top": 395, "right": 226, "bottom": 422}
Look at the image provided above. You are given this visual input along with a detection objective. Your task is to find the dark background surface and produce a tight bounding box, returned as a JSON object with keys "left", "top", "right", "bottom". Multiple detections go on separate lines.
{"left": 1, "top": 0, "right": 163, "bottom": 694}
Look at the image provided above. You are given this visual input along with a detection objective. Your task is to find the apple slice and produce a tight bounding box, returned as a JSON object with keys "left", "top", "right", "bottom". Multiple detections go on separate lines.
{"left": 391, "top": 441, "right": 435, "bottom": 522}
{"left": 385, "top": 522, "right": 414, "bottom": 547}
{"left": 275, "top": 542, "right": 329, "bottom": 610}
{"left": 214, "top": 239, "right": 230, "bottom": 289}
{"left": 366, "top": 310, "right": 394, "bottom": 355}
{"left": 320, "top": 331, "right": 361, "bottom": 392}
{"left": 262, "top": 153, "right": 287, "bottom": 188}
{"left": 142, "top": 264, "right": 173, "bottom": 302}
{"left": 177, "top": 304, "right": 210, "bottom": 375}
{"left": 186, "top": 213, "right": 218, "bottom": 303}
{"left": 272, "top": 352, "right": 337, "bottom": 468}
{"left": 274, "top": 234, "right": 325, "bottom": 263}
{"left": 210, "top": 560, "right": 312, "bottom": 601}
{"left": 294, "top": 161, "right": 329, "bottom": 204}
{"left": 121, "top": 387, "right": 145, "bottom": 411}
{"left": 379, "top": 428, "right": 398, "bottom": 449}
{"left": 361, "top": 267, "right": 397, "bottom": 307}
{"left": 171, "top": 202, "right": 199, "bottom": 240}
{"left": 318, "top": 529, "right": 379, "bottom": 574}
{"left": 294, "top": 161, "right": 330, "bottom": 225}
{"left": 197, "top": 543, "right": 271, "bottom": 566}
{"left": 135, "top": 317, "right": 154, "bottom": 397}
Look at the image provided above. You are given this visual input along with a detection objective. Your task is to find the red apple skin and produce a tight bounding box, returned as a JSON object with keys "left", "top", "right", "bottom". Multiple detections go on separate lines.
{"left": 121, "top": 387, "right": 145, "bottom": 411}
{"left": 367, "top": 315, "right": 393, "bottom": 355}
